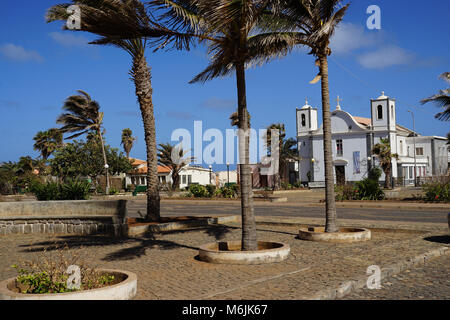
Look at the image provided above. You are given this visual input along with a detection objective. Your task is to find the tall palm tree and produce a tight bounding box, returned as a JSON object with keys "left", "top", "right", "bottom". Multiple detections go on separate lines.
{"left": 56, "top": 90, "right": 110, "bottom": 194}
{"left": 47, "top": 0, "right": 192, "bottom": 221}
{"left": 263, "top": 0, "right": 350, "bottom": 232}
{"left": 420, "top": 72, "right": 450, "bottom": 121}
{"left": 33, "top": 128, "right": 63, "bottom": 160}
{"left": 121, "top": 128, "right": 137, "bottom": 158}
{"left": 372, "top": 138, "right": 398, "bottom": 189}
{"left": 157, "top": 142, "right": 192, "bottom": 190}
{"left": 151, "top": 0, "right": 294, "bottom": 250}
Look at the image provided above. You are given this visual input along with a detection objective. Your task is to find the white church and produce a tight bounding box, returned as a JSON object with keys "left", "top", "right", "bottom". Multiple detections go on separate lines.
{"left": 296, "top": 92, "right": 449, "bottom": 186}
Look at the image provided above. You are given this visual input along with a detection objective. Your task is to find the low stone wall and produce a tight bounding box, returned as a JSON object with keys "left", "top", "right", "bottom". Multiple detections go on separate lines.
{"left": 0, "top": 200, "right": 127, "bottom": 237}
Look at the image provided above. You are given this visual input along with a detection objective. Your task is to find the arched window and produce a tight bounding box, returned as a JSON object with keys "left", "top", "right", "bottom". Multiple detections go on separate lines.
{"left": 377, "top": 105, "right": 383, "bottom": 120}
{"left": 301, "top": 114, "right": 306, "bottom": 127}
{"left": 391, "top": 105, "right": 394, "bottom": 120}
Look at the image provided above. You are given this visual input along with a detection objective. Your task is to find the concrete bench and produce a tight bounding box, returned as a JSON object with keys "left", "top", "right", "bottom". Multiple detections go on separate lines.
{"left": 308, "top": 182, "right": 325, "bottom": 188}
{"left": 0, "top": 200, "right": 127, "bottom": 237}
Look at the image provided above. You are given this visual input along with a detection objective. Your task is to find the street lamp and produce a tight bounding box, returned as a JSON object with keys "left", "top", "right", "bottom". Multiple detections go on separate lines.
{"left": 226, "top": 162, "right": 230, "bottom": 185}
{"left": 407, "top": 110, "right": 417, "bottom": 187}
{"left": 209, "top": 165, "right": 212, "bottom": 185}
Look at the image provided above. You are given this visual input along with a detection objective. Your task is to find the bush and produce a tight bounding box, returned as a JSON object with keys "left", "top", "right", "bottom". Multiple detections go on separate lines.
{"left": 30, "top": 179, "right": 91, "bottom": 201}
{"left": 355, "top": 178, "right": 385, "bottom": 200}
{"left": 423, "top": 182, "right": 450, "bottom": 202}
{"left": 188, "top": 184, "right": 208, "bottom": 198}
{"left": 217, "top": 185, "right": 239, "bottom": 198}
{"left": 368, "top": 167, "right": 382, "bottom": 182}
{"left": 335, "top": 179, "right": 384, "bottom": 201}
{"left": 205, "top": 185, "right": 216, "bottom": 198}
{"left": 109, "top": 187, "right": 119, "bottom": 195}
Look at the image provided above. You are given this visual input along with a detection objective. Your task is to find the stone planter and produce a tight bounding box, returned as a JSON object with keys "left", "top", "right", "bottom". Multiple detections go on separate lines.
{"left": 298, "top": 227, "right": 371, "bottom": 243}
{"left": 0, "top": 269, "right": 137, "bottom": 300}
{"left": 198, "top": 241, "right": 290, "bottom": 264}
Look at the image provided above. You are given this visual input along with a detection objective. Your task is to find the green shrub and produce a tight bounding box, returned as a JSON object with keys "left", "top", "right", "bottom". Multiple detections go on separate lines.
{"left": 109, "top": 187, "right": 119, "bottom": 195}
{"left": 217, "top": 185, "right": 239, "bottom": 198}
{"left": 368, "top": 167, "right": 382, "bottom": 182}
{"left": 423, "top": 182, "right": 450, "bottom": 202}
{"left": 30, "top": 179, "right": 91, "bottom": 201}
{"left": 188, "top": 184, "right": 208, "bottom": 198}
{"left": 205, "top": 185, "right": 216, "bottom": 198}
{"left": 335, "top": 179, "right": 384, "bottom": 201}
{"left": 355, "top": 178, "right": 385, "bottom": 200}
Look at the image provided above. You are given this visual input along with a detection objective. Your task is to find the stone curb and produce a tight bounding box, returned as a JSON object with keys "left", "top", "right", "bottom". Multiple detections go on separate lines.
{"left": 308, "top": 246, "right": 450, "bottom": 300}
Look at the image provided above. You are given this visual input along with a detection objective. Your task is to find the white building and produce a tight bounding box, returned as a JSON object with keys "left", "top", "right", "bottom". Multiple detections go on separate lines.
{"left": 296, "top": 93, "right": 449, "bottom": 186}
{"left": 215, "top": 170, "right": 238, "bottom": 187}
{"left": 125, "top": 158, "right": 214, "bottom": 189}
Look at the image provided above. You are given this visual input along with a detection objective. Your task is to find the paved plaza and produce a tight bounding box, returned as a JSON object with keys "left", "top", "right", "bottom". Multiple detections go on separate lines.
{"left": 0, "top": 217, "right": 448, "bottom": 300}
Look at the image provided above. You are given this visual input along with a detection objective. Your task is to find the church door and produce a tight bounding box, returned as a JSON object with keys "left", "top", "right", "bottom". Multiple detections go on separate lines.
{"left": 335, "top": 166, "right": 346, "bottom": 186}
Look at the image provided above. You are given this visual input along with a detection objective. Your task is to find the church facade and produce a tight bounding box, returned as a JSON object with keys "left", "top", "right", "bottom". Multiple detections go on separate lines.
{"left": 296, "top": 92, "right": 448, "bottom": 186}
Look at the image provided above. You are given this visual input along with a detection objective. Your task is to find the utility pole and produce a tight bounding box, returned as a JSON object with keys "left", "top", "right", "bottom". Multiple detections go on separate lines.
{"left": 407, "top": 110, "right": 417, "bottom": 187}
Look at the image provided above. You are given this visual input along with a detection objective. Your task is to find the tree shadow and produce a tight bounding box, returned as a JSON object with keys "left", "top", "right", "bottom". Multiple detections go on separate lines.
{"left": 423, "top": 235, "right": 450, "bottom": 244}
{"left": 203, "top": 225, "right": 236, "bottom": 241}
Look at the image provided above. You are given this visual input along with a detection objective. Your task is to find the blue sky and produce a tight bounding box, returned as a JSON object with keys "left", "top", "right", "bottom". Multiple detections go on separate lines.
{"left": 0, "top": 0, "right": 449, "bottom": 171}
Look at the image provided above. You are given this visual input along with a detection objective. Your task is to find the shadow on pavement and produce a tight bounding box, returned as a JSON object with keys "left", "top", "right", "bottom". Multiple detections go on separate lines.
{"left": 423, "top": 235, "right": 450, "bottom": 244}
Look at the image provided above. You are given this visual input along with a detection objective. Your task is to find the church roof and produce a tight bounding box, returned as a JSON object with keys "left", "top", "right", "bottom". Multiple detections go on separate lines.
{"left": 351, "top": 116, "right": 416, "bottom": 135}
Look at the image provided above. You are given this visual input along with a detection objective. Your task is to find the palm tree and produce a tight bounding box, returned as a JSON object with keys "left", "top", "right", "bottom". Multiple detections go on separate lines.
{"left": 56, "top": 90, "right": 110, "bottom": 194}
{"left": 372, "top": 138, "right": 398, "bottom": 189}
{"left": 157, "top": 143, "right": 192, "bottom": 190}
{"left": 263, "top": 0, "right": 350, "bottom": 232}
{"left": 151, "top": 0, "right": 295, "bottom": 250}
{"left": 33, "top": 128, "right": 63, "bottom": 160}
{"left": 47, "top": 0, "right": 191, "bottom": 221}
{"left": 420, "top": 72, "right": 450, "bottom": 121}
{"left": 121, "top": 128, "right": 137, "bottom": 158}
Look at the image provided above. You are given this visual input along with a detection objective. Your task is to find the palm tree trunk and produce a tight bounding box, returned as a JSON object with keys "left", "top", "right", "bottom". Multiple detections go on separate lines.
{"left": 97, "top": 129, "right": 110, "bottom": 195}
{"left": 236, "top": 61, "right": 257, "bottom": 251}
{"left": 131, "top": 52, "right": 160, "bottom": 222}
{"left": 319, "top": 54, "right": 339, "bottom": 233}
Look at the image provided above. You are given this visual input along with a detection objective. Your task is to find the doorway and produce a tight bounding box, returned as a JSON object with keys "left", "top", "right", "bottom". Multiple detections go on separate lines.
{"left": 335, "top": 166, "right": 346, "bottom": 186}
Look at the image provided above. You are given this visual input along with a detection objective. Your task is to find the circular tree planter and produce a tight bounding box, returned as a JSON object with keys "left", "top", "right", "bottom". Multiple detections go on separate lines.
{"left": 198, "top": 241, "right": 290, "bottom": 264}
{"left": 298, "top": 227, "right": 371, "bottom": 243}
{"left": 0, "top": 269, "right": 137, "bottom": 300}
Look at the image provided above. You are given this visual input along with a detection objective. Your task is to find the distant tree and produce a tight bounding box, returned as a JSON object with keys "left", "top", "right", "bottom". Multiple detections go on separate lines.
{"left": 157, "top": 143, "right": 192, "bottom": 190}
{"left": 49, "top": 139, "right": 132, "bottom": 187}
{"left": 372, "top": 138, "right": 398, "bottom": 189}
{"left": 56, "top": 90, "right": 110, "bottom": 193}
{"left": 33, "top": 128, "right": 63, "bottom": 160}
{"left": 121, "top": 128, "right": 136, "bottom": 158}
{"left": 420, "top": 72, "right": 450, "bottom": 121}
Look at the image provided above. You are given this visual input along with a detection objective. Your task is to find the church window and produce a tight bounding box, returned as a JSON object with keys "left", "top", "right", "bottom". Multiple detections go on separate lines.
{"left": 377, "top": 105, "right": 383, "bottom": 120}
{"left": 301, "top": 114, "right": 306, "bottom": 127}
{"left": 391, "top": 105, "right": 394, "bottom": 120}
{"left": 336, "top": 139, "right": 343, "bottom": 156}
{"left": 399, "top": 140, "right": 403, "bottom": 155}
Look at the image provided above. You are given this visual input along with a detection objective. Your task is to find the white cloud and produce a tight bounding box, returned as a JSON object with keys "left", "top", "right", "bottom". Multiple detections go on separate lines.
{"left": 330, "top": 23, "right": 382, "bottom": 55}
{"left": 0, "top": 44, "right": 43, "bottom": 62}
{"left": 49, "top": 32, "right": 89, "bottom": 47}
{"left": 357, "top": 46, "right": 415, "bottom": 69}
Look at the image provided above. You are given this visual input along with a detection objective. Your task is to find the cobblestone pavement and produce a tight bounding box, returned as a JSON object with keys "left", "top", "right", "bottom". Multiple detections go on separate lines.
{"left": 342, "top": 252, "right": 450, "bottom": 300}
{"left": 0, "top": 222, "right": 448, "bottom": 300}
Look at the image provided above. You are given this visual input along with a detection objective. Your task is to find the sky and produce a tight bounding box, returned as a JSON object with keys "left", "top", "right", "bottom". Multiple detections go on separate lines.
{"left": 0, "top": 0, "right": 449, "bottom": 172}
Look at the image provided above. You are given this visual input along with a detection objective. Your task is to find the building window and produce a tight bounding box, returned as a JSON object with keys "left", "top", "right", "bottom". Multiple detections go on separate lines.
{"left": 407, "top": 146, "right": 410, "bottom": 156}
{"left": 416, "top": 147, "right": 424, "bottom": 156}
{"left": 301, "top": 114, "right": 306, "bottom": 127}
{"left": 377, "top": 105, "right": 383, "bottom": 120}
{"left": 409, "top": 167, "right": 413, "bottom": 180}
{"left": 399, "top": 140, "right": 403, "bottom": 155}
{"left": 336, "top": 139, "right": 343, "bottom": 157}
{"left": 182, "top": 175, "right": 186, "bottom": 184}
{"left": 391, "top": 105, "right": 394, "bottom": 119}
{"left": 188, "top": 175, "right": 192, "bottom": 184}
